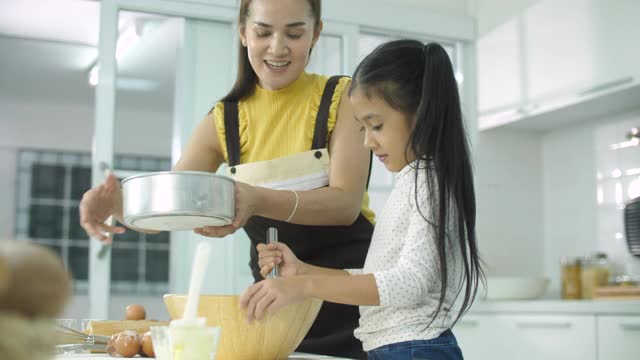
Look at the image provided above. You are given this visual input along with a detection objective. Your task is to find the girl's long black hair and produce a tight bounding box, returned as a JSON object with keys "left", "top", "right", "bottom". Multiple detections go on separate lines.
{"left": 350, "top": 40, "right": 484, "bottom": 326}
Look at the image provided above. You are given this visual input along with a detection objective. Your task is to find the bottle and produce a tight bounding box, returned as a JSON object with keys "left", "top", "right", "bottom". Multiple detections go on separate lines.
{"left": 561, "top": 256, "right": 582, "bottom": 300}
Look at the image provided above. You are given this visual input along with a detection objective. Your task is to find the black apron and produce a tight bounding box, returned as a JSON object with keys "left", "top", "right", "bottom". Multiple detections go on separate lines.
{"left": 223, "top": 76, "right": 373, "bottom": 359}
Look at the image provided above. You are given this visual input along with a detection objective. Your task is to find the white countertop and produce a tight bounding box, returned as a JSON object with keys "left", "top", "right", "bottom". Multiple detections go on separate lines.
{"left": 469, "top": 299, "right": 640, "bottom": 315}
{"left": 55, "top": 352, "right": 353, "bottom": 360}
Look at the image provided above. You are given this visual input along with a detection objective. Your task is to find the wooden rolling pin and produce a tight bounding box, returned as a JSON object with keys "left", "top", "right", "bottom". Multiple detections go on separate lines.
{"left": 86, "top": 320, "right": 169, "bottom": 336}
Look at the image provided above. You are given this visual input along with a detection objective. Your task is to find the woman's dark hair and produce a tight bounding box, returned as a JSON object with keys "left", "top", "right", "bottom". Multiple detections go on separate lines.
{"left": 219, "top": 0, "right": 322, "bottom": 103}
{"left": 350, "top": 40, "right": 484, "bottom": 326}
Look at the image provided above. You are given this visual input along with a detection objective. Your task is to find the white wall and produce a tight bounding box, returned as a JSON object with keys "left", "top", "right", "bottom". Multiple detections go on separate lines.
{"left": 475, "top": 108, "right": 640, "bottom": 296}
{"left": 542, "top": 110, "right": 640, "bottom": 293}
{"left": 542, "top": 121, "right": 598, "bottom": 294}
{"left": 594, "top": 111, "right": 640, "bottom": 277}
{"left": 476, "top": 128, "right": 544, "bottom": 277}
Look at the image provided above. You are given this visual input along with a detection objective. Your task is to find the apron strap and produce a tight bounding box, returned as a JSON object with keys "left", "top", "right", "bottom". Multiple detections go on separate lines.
{"left": 309, "top": 76, "right": 372, "bottom": 190}
{"left": 223, "top": 101, "right": 241, "bottom": 167}
{"left": 311, "top": 75, "right": 345, "bottom": 150}
{"left": 223, "top": 76, "right": 355, "bottom": 169}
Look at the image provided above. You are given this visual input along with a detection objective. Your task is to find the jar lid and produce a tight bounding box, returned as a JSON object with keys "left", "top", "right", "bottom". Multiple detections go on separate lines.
{"left": 593, "top": 252, "right": 608, "bottom": 259}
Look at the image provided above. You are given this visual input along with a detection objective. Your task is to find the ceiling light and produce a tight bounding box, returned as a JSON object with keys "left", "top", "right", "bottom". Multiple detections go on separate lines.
{"left": 115, "top": 24, "right": 140, "bottom": 61}
{"left": 88, "top": 22, "right": 140, "bottom": 87}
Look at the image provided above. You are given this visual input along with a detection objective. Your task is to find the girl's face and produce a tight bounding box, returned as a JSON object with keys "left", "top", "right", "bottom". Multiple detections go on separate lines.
{"left": 240, "top": 0, "right": 320, "bottom": 91}
{"left": 350, "top": 89, "right": 417, "bottom": 172}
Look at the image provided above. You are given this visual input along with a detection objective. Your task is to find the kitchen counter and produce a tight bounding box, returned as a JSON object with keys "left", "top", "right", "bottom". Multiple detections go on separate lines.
{"left": 55, "top": 352, "right": 354, "bottom": 360}
{"left": 469, "top": 299, "right": 640, "bottom": 315}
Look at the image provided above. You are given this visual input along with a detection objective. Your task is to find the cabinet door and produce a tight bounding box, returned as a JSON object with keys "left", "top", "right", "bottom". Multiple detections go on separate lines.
{"left": 524, "top": 0, "right": 596, "bottom": 102}
{"left": 477, "top": 17, "right": 523, "bottom": 114}
{"left": 455, "top": 314, "right": 597, "bottom": 360}
{"left": 598, "top": 315, "right": 640, "bottom": 360}
{"left": 589, "top": 0, "right": 640, "bottom": 88}
{"left": 454, "top": 315, "right": 503, "bottom": 359}
{"left": 499, "top": 315, "right": 597, "bottom": 360}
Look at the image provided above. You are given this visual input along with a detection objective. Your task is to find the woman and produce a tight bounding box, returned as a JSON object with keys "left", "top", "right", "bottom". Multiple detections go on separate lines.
{"left": 80, "top": 0, "right": 374, "bottom": 358}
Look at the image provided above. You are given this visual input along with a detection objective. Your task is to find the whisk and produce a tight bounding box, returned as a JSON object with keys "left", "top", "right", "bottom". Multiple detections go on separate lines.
{"left": 55, "top": 323, "right": 111, "bottom": 353}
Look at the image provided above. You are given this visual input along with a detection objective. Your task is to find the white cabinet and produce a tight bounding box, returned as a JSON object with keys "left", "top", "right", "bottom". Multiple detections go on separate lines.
{"left": 454, "top": 315, "right": 502, "bottom": 359}
{"left": 499, "top": 315, "right": 597, "bottom": 360}
{"left": 524, "top": 0, "right": 596, "bottom": 102}
{"left": 477, "top": 17, "right": 523, "bottom": 114}
{"left": 597, "top": 315, "right": 640, "bottom": 360}
{"left": 455, "top": 314, "right": 597, "bottom": 360}
{"left": 477, "top": 0, "right": 640, "bottom": 131}
{"left": 524, "top": 0, "right": 638, "bottom": 103}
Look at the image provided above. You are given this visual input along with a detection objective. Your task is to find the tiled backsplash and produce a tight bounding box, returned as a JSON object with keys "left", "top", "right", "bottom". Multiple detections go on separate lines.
{"left": 595, "top": 117, "right": 640, "bottom": 276}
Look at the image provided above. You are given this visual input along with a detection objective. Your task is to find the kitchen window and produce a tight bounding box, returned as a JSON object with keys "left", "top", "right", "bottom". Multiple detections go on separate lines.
{"left": 14, "top": 149, "right": 171, "bottom": 295}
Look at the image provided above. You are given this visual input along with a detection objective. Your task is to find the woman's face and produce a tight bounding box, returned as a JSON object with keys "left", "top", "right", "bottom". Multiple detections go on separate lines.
{"left": 350, "top": 88, "right": 416, "bottom": 172}
{"left": 240, "top": 0, "right": 320, "bottom": 91}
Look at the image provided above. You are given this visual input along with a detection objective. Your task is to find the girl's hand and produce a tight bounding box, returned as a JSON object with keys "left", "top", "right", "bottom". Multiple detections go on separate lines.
{"left": 239, "top": 277, "right": 308, "bottom": 322}
{"left": 194, "top": 181, "right": 257, "bottom": 238}
{"left": 79, "top": 173, "right": 126, "bottom": 243}
{"left": 257, "top": 242, "right": 304, "bottom": 279}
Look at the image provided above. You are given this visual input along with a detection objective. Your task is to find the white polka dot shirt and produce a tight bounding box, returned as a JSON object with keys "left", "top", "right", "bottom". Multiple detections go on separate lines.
{"left": 347, "top": 160, "right": 463, "bottom": 352}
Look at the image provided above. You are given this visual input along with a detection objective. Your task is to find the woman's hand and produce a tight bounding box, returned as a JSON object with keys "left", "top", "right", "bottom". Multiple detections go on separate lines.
{"left": 257, "top": 242, "right": 304, "bottom": 279}
{"left": 239, "top": 277, "right": 308, "bottom": 322}
{"left": 79, "top": 173, "right": 126, "bottom": 243}
{"left": 194, "top": 181, "right": 258, "bottom": 238}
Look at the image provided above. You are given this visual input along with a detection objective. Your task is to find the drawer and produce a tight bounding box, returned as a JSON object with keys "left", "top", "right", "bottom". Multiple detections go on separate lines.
{"left": 597, "top": 315, "right": 640, "bottom": 360}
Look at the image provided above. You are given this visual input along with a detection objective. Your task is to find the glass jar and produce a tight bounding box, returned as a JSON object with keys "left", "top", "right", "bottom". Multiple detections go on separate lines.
{"left": 581, "top": 256, "right": 596, "bottom": 299}
{"left": 561, "top": 256, "right": 582, "bottom": 300}
{"left": 580, "top": 252, "right": 611, "bottom": 299}
{"left": 592, "top": 252, "right": 611, "bottom": 287}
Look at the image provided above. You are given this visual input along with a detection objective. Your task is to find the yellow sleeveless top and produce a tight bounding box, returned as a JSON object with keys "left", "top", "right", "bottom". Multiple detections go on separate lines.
{"left": 212, "top": 72, "right": 375, "bottom": 224}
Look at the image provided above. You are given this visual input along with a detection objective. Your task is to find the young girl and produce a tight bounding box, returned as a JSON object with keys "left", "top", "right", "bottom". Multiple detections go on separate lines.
{"left": 240, "top": 40, "right": 484, "bottom": 359}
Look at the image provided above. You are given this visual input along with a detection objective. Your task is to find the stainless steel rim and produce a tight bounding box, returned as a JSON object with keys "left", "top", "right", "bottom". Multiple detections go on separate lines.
{"left": 125, "top": 212, "right": 233, "bottom": 223}
{"left": 121, "top": 171, "right": 234, "bottom": 184}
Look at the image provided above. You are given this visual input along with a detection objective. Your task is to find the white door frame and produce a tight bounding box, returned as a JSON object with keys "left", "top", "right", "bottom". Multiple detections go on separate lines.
{"left": 91, "top": 0, "right": 236, "bottom": 320}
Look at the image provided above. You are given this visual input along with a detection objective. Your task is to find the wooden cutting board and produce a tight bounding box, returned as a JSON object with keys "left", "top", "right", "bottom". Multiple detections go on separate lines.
{"left": 593, "top": 286, "right": 640, "bottom": 300}
{"left": 86, "top": 320, "right": 169, "bottom": 336}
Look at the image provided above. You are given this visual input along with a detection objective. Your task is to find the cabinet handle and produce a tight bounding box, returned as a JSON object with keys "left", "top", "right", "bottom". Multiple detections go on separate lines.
{"left": 516, "top": 322, "right": 572, "bottom": 329}
{"left": 620, "top": 323, "right": 640, "bottom": 331}
{"left": 458, "top": 320, "right": 479, "bottom": 328}
{"left": 577, "top": 76, "right": 634, "bottom": 97}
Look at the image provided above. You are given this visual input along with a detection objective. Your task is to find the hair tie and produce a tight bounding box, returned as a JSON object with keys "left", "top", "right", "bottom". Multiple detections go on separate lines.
{"left": 423, "top": 42, "right": 432, "bottom": 57}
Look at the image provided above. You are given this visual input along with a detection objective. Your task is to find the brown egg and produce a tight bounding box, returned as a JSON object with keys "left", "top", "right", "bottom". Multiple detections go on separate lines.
{"left": 112, "top": 330, "right": 141, "bottom": 358}
{"left": 139, "top": 331, "right": 155, "bottom": 357}
{"left": 106, "top": 335, "right": 118, "bottom": 357}
{"left": 125, "top": 303, "right": 146, "bottom": 320}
